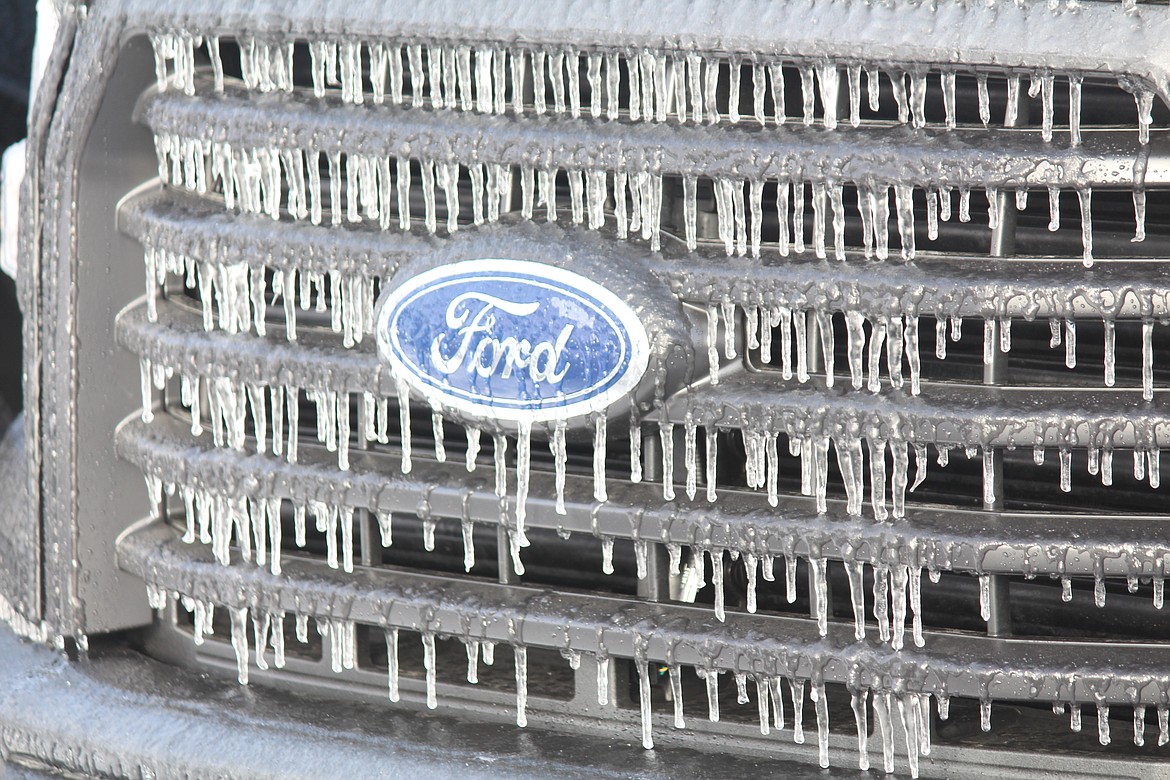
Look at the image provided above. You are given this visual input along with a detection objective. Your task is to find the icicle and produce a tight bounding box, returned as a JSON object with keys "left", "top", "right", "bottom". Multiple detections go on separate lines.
{"left": 899, "top": 694, "right": 921, "bottom": 778}
{"left": 890, "top": 564, "right": 909, "bottom": 650}
{"left": 378, "top": 627, "right": 398, "bottom": 702}
{"left": 799, "top": 65, "right": 815, "bottom": 126}
{"left": 813, "top": 682, "right": 830, "bottom": 768}
{"left": 979, "top": 574, "right": 991, "bottom": 621}
{"left": 983, "top": 447, "right": 996, "bottom": 505}
{"left": 1079, "top": 188, "right": 1093, "bottom": 266}
{"left": 755, "top": 676, "right": 770, "bottom": 735}
{"left": 875, "top": 691, "right": 895, "bottom": 773}
{"left": 848, "top": 66, "right": 861, "bottom": 127}
{"left": 1069, "top": 75, "right": 1083, "bottom": 146}
{"left": 870, "top": 439, "right": 889, "bottom": 521}
{"left": 396, "top": 378, "right": 412, "bottom": 473}
{"left": 792, "top": 679, "right": 806, "bottom": 744}
{"left": 852, "top": 689, "right": 870, "bottom": 771}
{"left": 682, "top": 176, "right": 698, "bottom": 251}
{"left": 977, "top": 74, "right": 990, "bottom": 126}
{"left": 514, "top": 644, "right": 529, "bottom": 728}
{"left": 909, "top": 72, "right": 926, "bottom": 129}
{"left": 230, "top": 606, "right": 249, "bottom": 685}
{"left": 637, "top": 657, "right": 653, "bottom": 748}
{"left": 139, "top": 359, "right": 155, "bottom": 424}
{"left": 910, "top": 567, "right": 924, "bottom": 648}
{"left": 706, "top": 669, "right": 721, "bottom": 722}
{"left": 1136, "top": 89, "right": 1154, "bottom": 145}
{"left": 600, "top": 537, "right": 615, "bottom": 576}
{"left": 811, "top": 557, "right": 828, "bottom": 636}
{"left": 818, "top": 64, "right": 839, "bottom": 130}
{"left": 721, "top": 300, "right": 738, "bottom": 359}
{"left": 785, "top": 553, "right": 798, "bottom": 605}
{"left": 461, "top": 426, "right": 481, "bottom": 472}
{"left": 1098, "top": 704, "right": 1111, "bottom": 745}
{"left": 865, "top": 68, "right": 880, "bottom": 112}
{"left": 1041, "top": 74, "right": 1055, "bottom": 142}
{"left": 942, "top": 72, "right": 957, "bottom": 129}
{"left": 550, "top": 420, "right": 567, "bottom": 514}
{"left": 768, "top": 676, "right": 786, "bottom": 732}
{"left": 751, "top": 179, "right": 765, "bottom": 258}
{"left": 846, "top": 561, "right": 866, "bottom": 641}
{"left": 596, "top": 654, "right": 611, "bottom": 705}
{"left": 422, "top": 632, "right": 438, "bottom": 709}
{"left": 1065, "top": 318, "right": 1077, "bottom": 368}
{"left": 465, "top": 638, "right": 480, "bottom": 684}
{"left": 1135, "top": 188, "right": 1147, "bottom": 243}
{"left": 516, "top": 421, "right": 532, "bottom": 546}
{"left": 593, "top": 415, "right": 607, "bottom": 502}
{"left": 728, "top": 56, "right": 743, "bottom": 124}
{"left": 890, "top": 71, "right": 909, "bottom": 123}
{"left": 710, "top": 549, "right": 726, "bottom": 621}
{"left": 1104, "top": 319, "right": 1116, "bottom": 387}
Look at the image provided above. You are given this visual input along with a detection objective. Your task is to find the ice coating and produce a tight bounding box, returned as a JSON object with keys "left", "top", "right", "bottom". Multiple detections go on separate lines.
{"left": 34, "top": 4, "right": 1160, "bottom": 776}
{"left": 126, "top": 406, "right": 1170, "bottom": 660}
{"left": 124, "top": 291, "right": 1170, "bottom": 552}
{"left": 130, "top": 188, "right": 1170, "bottom": 413}
{"left": 147, "top": 30, "right": 1165, "bottom": 151}
{"left": 143, "top": 81, "right": 1170, "bottom": 267}
{"left": 126, "top": 513, "right": 1170, "bottom": 778}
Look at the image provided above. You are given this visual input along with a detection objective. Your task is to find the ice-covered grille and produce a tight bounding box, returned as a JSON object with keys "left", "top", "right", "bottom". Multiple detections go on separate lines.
{"left": 106, "top": 5, "right": 1170, "bottom": 777}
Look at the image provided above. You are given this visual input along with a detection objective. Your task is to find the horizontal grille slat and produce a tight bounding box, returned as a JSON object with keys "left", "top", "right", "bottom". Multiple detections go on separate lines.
{"left": 117, "top": 414, "right": 1170, "bottom": 582}
{"left": 140, "top": 89, "right": 1170, "bottom": 191}
{"left": 124, "top": 188, "right": 1170, "bottom": 323}
{"left": 127, "top": 0, "right": 1170, "bottom": 101}
{"left": 119, "top": 521, "right": 1170, "bottom": 709}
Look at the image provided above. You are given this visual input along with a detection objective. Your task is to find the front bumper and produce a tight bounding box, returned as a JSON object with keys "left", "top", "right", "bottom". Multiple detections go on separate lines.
{"left": 0, "top": 624, "right": 819, "bottom": 780}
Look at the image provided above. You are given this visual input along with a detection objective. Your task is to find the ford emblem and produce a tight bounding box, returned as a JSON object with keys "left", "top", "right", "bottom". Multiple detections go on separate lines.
{"left": 376, "top": 259, "right": 651, "bottom": 424}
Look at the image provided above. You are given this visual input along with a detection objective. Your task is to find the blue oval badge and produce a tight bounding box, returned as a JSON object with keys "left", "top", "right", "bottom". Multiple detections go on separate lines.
{"left": 376, "top": 259, "right": 650, "bottom": 424}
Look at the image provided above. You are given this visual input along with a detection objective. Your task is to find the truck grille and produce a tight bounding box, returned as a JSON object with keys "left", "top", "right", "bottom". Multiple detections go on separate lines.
{"left": 63, "top": 1, "right": 1170, "bottom": 775}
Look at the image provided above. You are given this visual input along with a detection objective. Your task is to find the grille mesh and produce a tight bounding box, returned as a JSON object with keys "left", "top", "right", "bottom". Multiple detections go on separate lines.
{"left": 112, "top": 15, "right": 1170, "bottom": 778}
